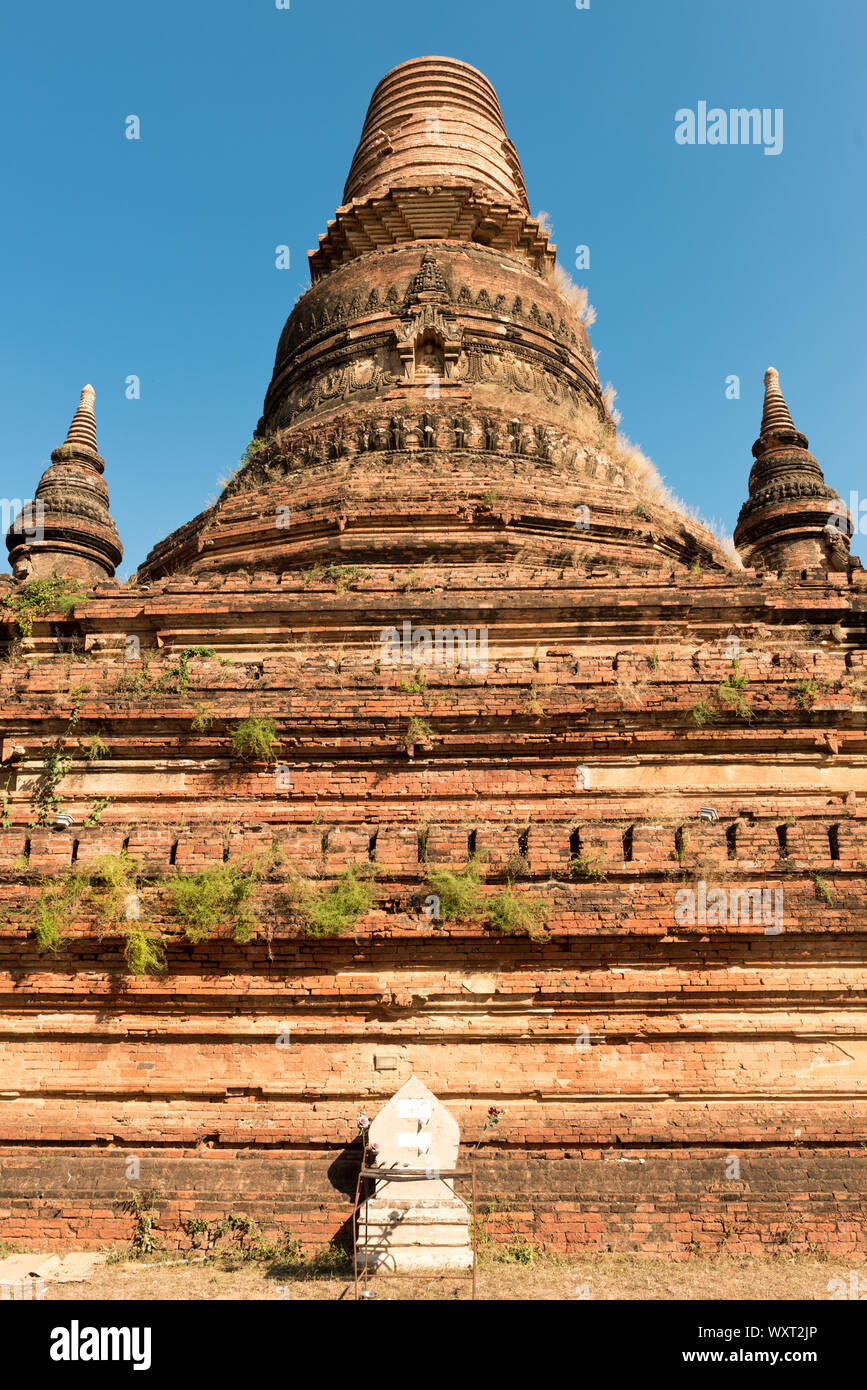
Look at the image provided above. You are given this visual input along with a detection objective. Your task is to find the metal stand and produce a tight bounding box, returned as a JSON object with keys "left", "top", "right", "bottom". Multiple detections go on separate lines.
{"left": 352, "top": 1149, "right": 478, "bottom": 1300}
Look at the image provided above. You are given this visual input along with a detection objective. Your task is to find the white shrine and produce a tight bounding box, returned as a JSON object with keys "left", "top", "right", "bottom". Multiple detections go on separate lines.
{"left": 356, "top": 1075, "right": 473, "bottom": 1273}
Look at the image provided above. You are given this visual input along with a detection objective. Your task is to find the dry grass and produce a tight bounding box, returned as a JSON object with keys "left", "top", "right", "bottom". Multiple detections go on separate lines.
{"left": 550, "top": 259, "right": 597, "bottom": 328}
{"left": 41, "top": 1253, "right": 857, "bottom": 1302}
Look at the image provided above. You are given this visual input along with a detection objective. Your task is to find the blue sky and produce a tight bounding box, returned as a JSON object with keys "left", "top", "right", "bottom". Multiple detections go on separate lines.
{"left": 1, "top": 0, "right": 864, "bottom": 574}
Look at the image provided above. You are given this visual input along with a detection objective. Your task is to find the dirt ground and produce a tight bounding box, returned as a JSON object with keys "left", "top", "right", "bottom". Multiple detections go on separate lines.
{"left": 41, "top": 1253, "right": 860, "bottom": 1301}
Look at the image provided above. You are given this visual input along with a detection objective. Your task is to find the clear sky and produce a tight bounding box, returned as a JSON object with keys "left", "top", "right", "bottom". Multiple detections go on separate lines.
{"left": 1, "top": 0, "right": 864, "bottom": 574}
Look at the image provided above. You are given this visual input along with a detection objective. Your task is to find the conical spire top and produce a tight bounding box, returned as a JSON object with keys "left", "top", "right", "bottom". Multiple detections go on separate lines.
{"left": 760, "top": 367, "right": 798, "bottom": 439}
{"left": 62, "top": 383, "right": 99, "bottom": 455}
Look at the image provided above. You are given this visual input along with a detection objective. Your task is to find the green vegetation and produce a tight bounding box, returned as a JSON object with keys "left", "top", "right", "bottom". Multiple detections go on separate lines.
{"left": 302, "top": 563, "right": 367, "bottom": 593}
{"left": 649, "top": 648, "right": 659, "bottom": 672}
{"left": 31, "top": 854, "right": 162, "bottom": 968}
{"left": 124, "top": 1190, "right": 161, "bottom": 1257}
{"left": 718, "top": 659, "right": 754, "bottom": 722}
{"left": 398, "top": 668, "right": 428, "bottom": 695}
{"left": 426, "top": 859, "right": 486, "bottom": 922}
{"left": 523, "top": 684, "right": 544, "bottom": 716}
{"left": 29, "top": 850, "right": 272, "bottom": 964}
{"left": 83, "top": 732, "right": 109, "bottom": 761}
{"left": 30, "top": 850, "right": 272, "bottom": 968}
{"left": 812, "top": 874, "right": 836, "bottom": 907}
{"left": 570, "top": 853, "right": 606, "bottom": 881}
{"left": 33, "top": 876, "right": 87, "bottom": 954}
{"left": 240, "top": 438, "right": 267, "bottom": 464}
{"left": 404, "top": 716, "right": 434, "bottom": 749}
{"left": 110, "top": 646, "right": 215, "bottom": 705}
{"left": 487, "top": 886, "right": 550, "bottom": 941}
{"left": 175, "top": 647, "right": 216, "bottom": 697}
{"left": 88, "top": 851, "right": 142, "bottom": 931}
{"left": 30, "top": 690, "right": 103, "bottom": 824}
{"left": 177, "top": 1213, "right": 342, "bottom": 1267}
{"left": 794, "top": 678, "right": 819, "bottom": 709}
{"left": 37, "top": 852, "right": 139, "bottom": 935}
{"left": 3, "top": 576, "right": 87, "bottom": 637}
{"left": 191, "top": 702, "right": 215, "bottom": 732}
{"left": 68, "top": 685, "right": 84, "bottom": 727}
{"left": 231, "top": 716, "right": 280, "bottom": 762}
{"left": 110, "top": 655, "right": 154, "bottom": 703}
{"left": 690, "top": 700, "right": 718, "bottom": 728}
{"left": 83, "top": 796, "right": 112, "bottom": 827}
{"left": 298, "top": 864, "right": 377, "bottom": 938}
{"left": 124, "top": 927, "right": 167, "bottom": 976}
{"left": 471, "top": 1199, "right": 539, "bottom": 1266}
{"left": 168, "top": 860, "right": 261, "bottom": 944}
{"left": 425, "top": 857, "right": 550, "bottom": 938}
{"left": 31, "top": 742, "right": 72, "bottom": 826}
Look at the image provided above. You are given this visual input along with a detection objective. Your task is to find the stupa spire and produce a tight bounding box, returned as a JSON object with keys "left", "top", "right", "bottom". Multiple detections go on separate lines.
{"left": 5, "top": 384, "right": 123, "bottom": 583}
{"left": 62, "top": 383, "right": 99, "bottom": 453}
{"left": 342, "top": 56, "right": 529, "bottom": 211}
{"left": 309, "top": 55, "right": 553, "bottom": 282}
{"left": 759, "top": 367, "right": 798, "bottom": 439}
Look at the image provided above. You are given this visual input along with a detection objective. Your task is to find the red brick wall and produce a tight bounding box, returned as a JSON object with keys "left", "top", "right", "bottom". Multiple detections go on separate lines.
{"left": 0, "top": 566, "right": 865, "bottom": 1254}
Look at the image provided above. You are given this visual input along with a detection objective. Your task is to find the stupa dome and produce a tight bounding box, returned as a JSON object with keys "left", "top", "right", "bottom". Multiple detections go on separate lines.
{"left": 139, "top": 58, "right": 731, "bottom": 580}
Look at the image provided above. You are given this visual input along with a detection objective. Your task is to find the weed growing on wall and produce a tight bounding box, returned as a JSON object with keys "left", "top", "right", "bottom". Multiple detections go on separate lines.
{"left": 813, "top": 873, "right": 836, "bottom": 906}
{"left": 124, "top": 927, "right": 167, "bottom": 975}
{"left": 718, "top": 659, "right": 754, "bottom": 722}
{"left": 33, "top": 876, "right": 87, "bottom": 953}
{"left": 88, "top": 851, "right": 142, "bottom": 931}
{"left": 83, "top": 732, "right": 109, "bottom": 761}
{"left": 168, "top": 860, "right": 262, "bottom": 943}
{"left": 794, "top": 678, "right": 819, "bottom": 709}
{"left": 124, "top": 1190, "right": 161, "bottom": 1257}
{"left": 190, "top": 702, "right": 215, "bottom": 732}
{"left": 2, "top": 576, "right": 87, "bottom": 637}
{"left": 426, "top": 858, "right": 486, "bottom": 922}
{"left": 297, "top": 864, "right": 377, "bottom": 938}
{"left": 231, "top": 716, "right": 280, "bottom": 762}
{"left": 398, "top": 669, "right": 428, "bottom": 695}
{"left": 31, "top": 742, "right": 72, "bottom": 826}
{"left": 175, "top": 647, "right": 216, "bottom": 697}
{"left": 84, "top": 796, "right": 112, "bottom": 826}
{"left": 570, "top": 852, "right": 606, "bottom": 881}
{"left": 690, "top": 699, "right": 718, "bottom": 728}
{"left": 302, "top": 563, "right": 367, "bottom": 592}
{"left": 487, "top": 886, "right": 550, "bottom": 941}
{"left": 110, "top": 647, "right": 215, "bottom": 706}
{"left": 404, "top": 716, "right": 434, "bottom": 750}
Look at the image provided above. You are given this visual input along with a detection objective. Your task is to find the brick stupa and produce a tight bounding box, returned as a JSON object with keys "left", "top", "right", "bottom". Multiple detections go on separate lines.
{"left": 0, "top": 56, "right": 864, "bottom": 1261}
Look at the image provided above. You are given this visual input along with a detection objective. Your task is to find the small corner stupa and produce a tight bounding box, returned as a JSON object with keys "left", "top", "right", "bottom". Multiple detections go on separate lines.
{"left": 5, "top": 384, "right": 122, "bottom": 583}
{"left": 734, "top": 367, "right": 854, "bottom": 573}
